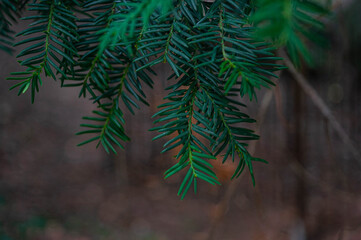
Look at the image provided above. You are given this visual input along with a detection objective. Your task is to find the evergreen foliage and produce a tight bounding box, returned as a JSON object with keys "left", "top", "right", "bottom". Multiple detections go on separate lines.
{"left": 4, "top": 0, "right": 327, "bottom": 199}
{"left": 0, "top": 0, "right": 29, "bottom": 53}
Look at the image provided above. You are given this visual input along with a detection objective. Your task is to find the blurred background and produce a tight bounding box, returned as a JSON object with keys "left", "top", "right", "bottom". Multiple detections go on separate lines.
{"left": 1, "top": 0, "right": 361, "bottom": 239}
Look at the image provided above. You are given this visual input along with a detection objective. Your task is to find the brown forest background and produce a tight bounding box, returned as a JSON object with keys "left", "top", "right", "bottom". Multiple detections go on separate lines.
{"left": 1, "top": 1, "right": 361, "bottom": 240}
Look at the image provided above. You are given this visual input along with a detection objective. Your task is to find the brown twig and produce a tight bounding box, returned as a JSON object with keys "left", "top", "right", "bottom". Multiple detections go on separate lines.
{"left": 280, "top": 50, "right": 361, "bottom": 163}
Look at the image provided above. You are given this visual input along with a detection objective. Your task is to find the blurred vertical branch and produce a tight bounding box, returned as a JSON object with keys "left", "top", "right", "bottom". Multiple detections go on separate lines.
{"left": 280, "top": 50, "right": 361, "bottom": 163}
{"left": 291, "top": 66, "right": 307, "bottom": 238}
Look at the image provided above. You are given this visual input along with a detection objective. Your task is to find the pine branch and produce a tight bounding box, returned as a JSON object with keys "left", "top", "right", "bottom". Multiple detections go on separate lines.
{"left": 76, "top": 8, "right": 152, "bottom": 154}
{"left": 0, "top": 0, "right": 30, "bottom": 53}
{"left": 8, "top": 0, "right": 79, "bottom": 102}
{"left": 205, "top": 89, "right": 275, "bottom": 240}
{"left": 200, "top": 86, "right": 258, "bottom": 182}
{"left": 152, "top": 77, "right": 221, "bottom": 199}
{"left": 66, "top": 0, "right": 117, "bottom": 98}
{"left": 4, "top": 0, "right": 332, "bottom": 199}
{"left": 98, "top": 0, "right": 173, "bottom": 54}
{"left": 252, "top": 0, "right": 329, "bottom": 66}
